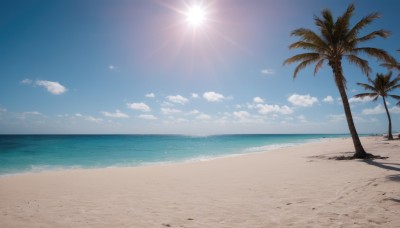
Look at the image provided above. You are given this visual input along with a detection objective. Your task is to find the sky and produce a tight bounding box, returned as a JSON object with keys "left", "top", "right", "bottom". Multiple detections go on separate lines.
{"left": 0, "top": 0, "right": 399, "bottom": 135}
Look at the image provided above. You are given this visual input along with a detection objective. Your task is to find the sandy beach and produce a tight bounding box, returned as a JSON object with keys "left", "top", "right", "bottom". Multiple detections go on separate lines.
{"left": 0, "top": 136, "right": 399, "bottom": 227}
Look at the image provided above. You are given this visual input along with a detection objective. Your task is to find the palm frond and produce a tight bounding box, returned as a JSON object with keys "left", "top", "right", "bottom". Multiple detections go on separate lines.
{"left": 283, "top": 53, "right": 320, "bottom": 65}
{"left": 289, "top": 41, "right": 328, "bottom": 53}
{"left": 389, "top": 94, "right": 400, "bottom": 100}
{"left": 345, "top": 55, "right": 371, "bottom": 75}
{"left": 290, "top": 29, "right": 329, "bottom": 50}
{"left": 314, "top": 9, "right": 334, "bottom": 44}
{"left": 353, "top": 93, "right": 378, "bottom": 99}
{"left": 355, "top": 30, "right": 390, "bottom": 43}
{"left": 381, "top": 62, "right": 400, "bottom": 71}
{"left": 335, "top": 4, "right": 354, "bottom": 41}
{"left": 347, "top": 12, "right": 381, "bottom": 40}
{"left": 352, "top": 47, "right": 396, "bottom": 64}
{"left": 314, "top": 59, "right": 325, "bottom": 75}
{"left": 356, "top": 82, "right": 377, "bottom": 92}
{"left": 292, "top": 58, "right": 321, "bottom": 78}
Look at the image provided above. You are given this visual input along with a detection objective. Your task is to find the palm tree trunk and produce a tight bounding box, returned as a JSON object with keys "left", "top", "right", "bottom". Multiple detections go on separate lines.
{"left": 382, "top": 96, "right": 393, "bottom": 140}
{"left": 332, "top": 64, "right": 367, "bottom": 158}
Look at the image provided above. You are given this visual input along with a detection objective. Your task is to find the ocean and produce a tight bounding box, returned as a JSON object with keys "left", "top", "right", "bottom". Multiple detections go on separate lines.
{"left": 0, "top": 134, "right": 350, "bottom": 175}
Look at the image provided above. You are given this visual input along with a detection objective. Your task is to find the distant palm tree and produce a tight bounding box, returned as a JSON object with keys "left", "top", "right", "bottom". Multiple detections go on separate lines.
{"left": 354, "top": 72, "right": 400, "bottom": 140}
{"left": 381, "top": 49, "right": 400, "bottom": 74}
{"left": 284, "top": 4, "right": 395, "bottom": 158}
{"left": 381, "top": 50, "right": 400, "bottom": 106}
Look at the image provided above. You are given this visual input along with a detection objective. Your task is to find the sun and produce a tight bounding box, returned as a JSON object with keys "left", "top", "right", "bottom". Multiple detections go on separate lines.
{"left": 185, "top": 4, "right": 207, "bottom": 27}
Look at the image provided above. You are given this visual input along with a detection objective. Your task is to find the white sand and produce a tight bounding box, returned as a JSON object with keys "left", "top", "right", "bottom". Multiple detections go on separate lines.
{"left": 0, "top": 136, "right": 399, "bottom": 227}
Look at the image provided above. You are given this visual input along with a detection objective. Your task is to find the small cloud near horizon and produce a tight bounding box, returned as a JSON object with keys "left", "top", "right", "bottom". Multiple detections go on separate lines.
{"left": 203, "top": 91, "right": 226, "bottom": 102}
{"left": 256, "top": 103, "right": 293, "bottom": 115}
{"left": 101, "top": 110, "right": 129, "bottom": 118}
{"left": 161, "top": 107, "right": 181, "bottom": 115}
{"left": 362, "top": 104, "right": 384, "bottom": 115}
{"left": 166, "top": 95, "right": 189, "bottom": 105}
{"left": 349, "top": 96, "right": 374, "bottom": 104}
{"left": 288, "top": 94, "right": 318, "bottom": 107}
{"left": 253, "top": 97, "right": 264, "bottom": 103}
{"left": 108, "top": 65, "right": 120, "bottom": 71}
{"left": 20, "top": 79, "right": 33, "bottom": 84}
{"left": 261, "top": 68, "right": 275, "bottom": 75}
{"left": 126, "top": 102, "right": 151, "bottom": 112}
{"left": 145, "top": 93, "right": 155, "bottom": 98}
{"left": 323, "top": 95, "right": 334, "bottom": 104}
{"left": 36, "top": 80, "right": 67, "bottom": 95}
{"left": 138, "top": 114, "right": 158, "bottom": 120}
{"left": 21, "top": 79, "right": 67, "bottom": 95}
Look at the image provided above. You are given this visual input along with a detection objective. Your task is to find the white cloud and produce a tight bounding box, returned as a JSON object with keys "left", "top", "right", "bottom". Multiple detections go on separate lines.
{"left": 145, "top": 93, "right": 155, "bottom": 98}
{"left": 328, "top": 114, "right": 345, "bottom": 122}
{"left": 21, "top": 79, "right": 33, "bottom": 84}
{"left": 187, "top": 109, "right": 200, "bottom": 115}
{"left": 362, "top": 104, "right": 385, "bottom": 115}
{"left": 369, "top": 118, "right": 379, "bottom": 122}
{"left": 101, "top": 110, "right": 129, "bottom": 118}
{"left": 253, "top": 97, "right": 264, "bottom": 103}
{"left": 57, "top": 114, "right": 69, "bottom": 118}
{"left": 35, "top": 80, "right": 67, "bottom": 95}
{"left": 203, "top": 91, "right": 225, "bottom": 102}
{"left": 323, "top": 96, "right": 334, "bottom": 104}
{"left": 85, "top": 116, "right": 103, "bottom": 123}
{"left": 74, "top": 113, "right": 102, "bottom": 123}
{"left": 24, "top": 111, "right": 42, "bottom": 116}
{"left": 0, "top": 107, "right": 7, "bottom": 113}
{"left": 390, "top": 106, "right": 400, "bottom": 114}
{"left": 166, "top": 95, "right": 189, "bottom": 105}
{"left": 297, "top": 115, "right": 307, "bottom": 123}
{"left": 196, "top": 113, "right": 211, "bottom": 120}
{"left": 257, "top": 104, "right": 294, "bottom": 115}
{"left": 191, "top": 93, "right": 199, "bottom": 99}
{"left": 14, "top": 111, "right": 46, "bottom": 120}
{"left": 161, "top": 107, "right": 181, "bottom": 115}
{"left": 126, "top": 102, "right": 151, "bottom": 112}
{"left": 288, "top": 94, "right": 318, "bottom": 107}
{"left": 161, "top": 102, "right": 174, "bottom": 107}
{"left": 17, "top": 111, "right": 45, "bottom": 119}
{"left": 232, "top": 111, "right": 264, "bottom": 123}
{"left": 139, "top": 114, "right": 158, "bottom": 120}
{"left": 233, "top": 111, "right": 251, "bottom": 119}
{"left": 108, "top": 65, "right": 121, "bottom": 71}
{"left": 349, "top": 96, "right": 374, "bottom": 103}
{"left": 261, "top": 68, "right": 275, "bottom": 75}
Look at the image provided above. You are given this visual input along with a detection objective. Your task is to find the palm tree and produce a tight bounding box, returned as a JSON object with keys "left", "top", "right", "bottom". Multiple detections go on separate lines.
{"left": 354, "top": 72, "right": 400, "bottom": 140}
{"left": 381, "top": 50, "right": 400, "bottom": 76}
{"left": 382, "top": 50, "right": 400, "bottom": 106}
{"left": 283, "top": 4, "right": 395, "bottom": 158}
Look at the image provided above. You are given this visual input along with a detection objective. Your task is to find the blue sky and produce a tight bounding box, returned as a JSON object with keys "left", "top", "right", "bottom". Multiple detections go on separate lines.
{"left": 0, "top": 0, "right": 399, "bottom": 134}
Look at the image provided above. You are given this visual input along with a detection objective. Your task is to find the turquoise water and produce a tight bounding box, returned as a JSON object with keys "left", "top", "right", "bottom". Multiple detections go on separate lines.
{"left": 0, "top": 134, "right": 349, "bottom": 175}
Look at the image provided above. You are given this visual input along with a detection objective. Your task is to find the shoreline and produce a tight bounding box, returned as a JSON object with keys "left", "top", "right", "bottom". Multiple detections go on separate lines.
{"left": 0, "top": 135, "right": 341, "bottom": 178}
{"left": 1, "top": 136, "right": 399, "bottom": 227}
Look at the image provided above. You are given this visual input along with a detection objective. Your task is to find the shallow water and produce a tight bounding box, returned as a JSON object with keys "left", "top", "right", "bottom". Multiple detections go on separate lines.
{"left": 0, "top": 134, "right": 350, "bottom": 175}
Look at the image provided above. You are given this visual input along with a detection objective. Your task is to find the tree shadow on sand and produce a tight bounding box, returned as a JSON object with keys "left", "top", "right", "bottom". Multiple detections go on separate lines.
{"left": 362, "top": 159, "right": 400, "bottom": 172}
{"left": 328, "top": 153, "right": 388, "bottom": 161}
{"left": 326, "top": 152, "right": 400, "bottom": 172}
{"left": 386, "top": 174, "right": 400, "bottom": 182}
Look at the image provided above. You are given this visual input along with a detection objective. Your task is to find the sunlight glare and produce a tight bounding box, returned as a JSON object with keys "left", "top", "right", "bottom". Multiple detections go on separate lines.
{"left": 185, "top": 5, "right": 207, "bottom": 27}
